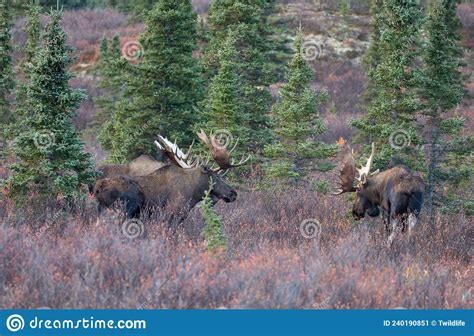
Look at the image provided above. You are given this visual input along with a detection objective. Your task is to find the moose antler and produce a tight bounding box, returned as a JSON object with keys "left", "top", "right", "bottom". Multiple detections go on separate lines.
{"left": 197, "top": 129, "right": 251, "bottom": 172}
{"left": 332, "top": 148, "right": 357, "bottom": 195}
{"left": 355, "top": 142, "right": 379, "bottom": 185}
{"left": 332, "top": 143, "right": 380, "bottom": 194}
{"left": 154, "top": 135, "right": 198, "bottom": 169}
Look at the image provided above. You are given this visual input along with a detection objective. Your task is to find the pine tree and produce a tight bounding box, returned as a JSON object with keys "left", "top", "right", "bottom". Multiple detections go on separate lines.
{"left": 5, "top": 10, "right": 97, "bottom": 204}
{"left": 264, "top": 29, "right": 336, "bottom": 182}
{"left": 0, "top": 0, "right": 15, "bottom": 127}
{"left": 204, "top": 0, "right": 273, "bottom": 150}
{"left": 351, "top": 0, "right": 424, "bottom": 169}
{"left": 421, "top": 0, "right": 473, "bottom": 218}
{"left": 100, "top": 0, "right": 204, "bottom": 162}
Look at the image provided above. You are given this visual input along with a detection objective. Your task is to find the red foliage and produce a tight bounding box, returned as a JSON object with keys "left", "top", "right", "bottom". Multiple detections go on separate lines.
{"left": 0, "top": 187, "right": 471, "bottom": 309}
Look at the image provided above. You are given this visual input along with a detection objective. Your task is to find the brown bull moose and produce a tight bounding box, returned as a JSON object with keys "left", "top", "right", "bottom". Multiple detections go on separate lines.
{"left": 333, "top": 143, "right": 424, "bottom": 246}
{"left": 92, "top": 131, "right": 248, "bottom": 220}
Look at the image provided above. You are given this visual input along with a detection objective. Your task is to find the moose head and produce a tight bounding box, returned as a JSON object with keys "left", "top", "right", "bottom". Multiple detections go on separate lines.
{"left": 153, "top": 132, "right": 248, "bottom": 205}
{"left": 333, "top": 143, "right": 381, "bottom": 220}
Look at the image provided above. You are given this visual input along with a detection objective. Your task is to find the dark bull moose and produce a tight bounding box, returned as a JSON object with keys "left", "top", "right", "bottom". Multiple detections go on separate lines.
{"left": 92, "top": 131, "right": 250, "bottom": 220}
{"left": 333, "top": 143, "right": 425, "bottom": 246}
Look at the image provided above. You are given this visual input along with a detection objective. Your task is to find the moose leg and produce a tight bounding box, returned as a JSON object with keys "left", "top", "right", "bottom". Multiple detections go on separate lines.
{"left": 387, "top": 216, "right": 399, "bottom": 247}
{"left": 382, "top": 209, "right": 390, "bottom": 234}
{"left": 407, "top": 213, "right": 417, "bottom": 236}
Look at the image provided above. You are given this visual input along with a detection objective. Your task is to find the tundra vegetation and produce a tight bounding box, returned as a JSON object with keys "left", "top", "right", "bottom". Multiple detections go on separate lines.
{"left": 0, "top": 0, "right": 472, "bottom": 308}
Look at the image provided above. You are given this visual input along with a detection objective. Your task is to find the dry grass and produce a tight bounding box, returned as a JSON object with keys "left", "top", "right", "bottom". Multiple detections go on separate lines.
{"left": 0, "top": 186, "right": 471, "bottom": 309}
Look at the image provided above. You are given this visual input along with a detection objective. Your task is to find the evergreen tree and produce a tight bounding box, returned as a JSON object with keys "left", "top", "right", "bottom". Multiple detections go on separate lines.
{"left": 0, "top": 0, "right": 15, "bottom": 127}
{"left": 5, "top": 10, "right": 97, "bottom": 203}
{"left": 100, "top": 0, "right": 204, "bottom": 162}
{"left": 351, "top": 0, "right": 424, "bottom": 169}
{"left": 200, "top": 32, "right": 245, "bottom": 149}
{"left": 204, "top": 0, "right": 273, "bottom": 150}
{"left": 264, "top": 29, "right": 336, "bottom": 182}
{"left": 92, "top": 35, "right": 123, "bottom": 131}
{"left": 22, "top": 1, "right": 42, "bottom": 77}
{"left": 201, "top": 184, "right": 227, "bottom": 251}
{"left": 421, "top": 0, "right": 473, "bottom": 218}
{"left": 362, "top": 0, "right": 383, "bottom": 105}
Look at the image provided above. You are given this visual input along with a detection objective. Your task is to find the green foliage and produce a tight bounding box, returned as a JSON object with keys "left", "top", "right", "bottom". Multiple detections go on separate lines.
{"left": 22, "top": 2, "right": 41, "bottom": 77}
{"left": 421, "top": 0, "right": 472, "bottom": 217}
{"left": 92, "top": 35, "right": 124, "bottom": 131}
{"left": 264, "top": 29, "right": 336, "bottom": 182}
{"left": 201, "top": 184, "right": 227, "bottom": 251}
{"left": 313, "top": 180, "right": 330, "bottom": 193}
{"left": 5, "top": 10, "right": 97, "bottom": 204}
{"left": 100, "top": 0, "right": 205, "bottom": 162}
{"left": 352, "top": 0, "right": 424, "bottom": 170}
{"left": 203, "top": 0, "right": 273, "bottom": 150}
{"left": 200, "top": 31, "right": 250, "bottom": 157}
{"left": 0, "top": 0, "right": 15, "bottom": 128}
{"left": 337, "top": 0, "right": 350, "bottom": 17}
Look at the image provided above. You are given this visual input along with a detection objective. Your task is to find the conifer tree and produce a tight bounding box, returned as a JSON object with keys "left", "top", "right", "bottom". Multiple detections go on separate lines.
{"left": 362, "top": 0, "right": 383, "bottom": 105}
{"left": 421, "top": 0, "right": 473, "bottom": 217}
{"left": 22, "top": 1, "right": 41, "bottom": 77}
{"left": 351, "top": 0, "right": 424, "bottom": 169}
{"left": 201, "top": 185, "right": 227, "bottom": 251}
{"left": 264, "top": 29, "right": 335, "bottom": 182}
{"left": 204, "top": 0, "right": 273, "bottom": 150}
{"left": 5, "top": 10, "right": 97, "bottom": 203}
{"left": 201, "top": 32, "right": 245, "bottom": 147}
{"left": 100, "top": 0, "right": 204, "bottom": 162}
{"left": 93, "top": 35, "right": 123, "bottom": 131}
{"left": 0, "top": 0, "right": 15, "bottom": 127}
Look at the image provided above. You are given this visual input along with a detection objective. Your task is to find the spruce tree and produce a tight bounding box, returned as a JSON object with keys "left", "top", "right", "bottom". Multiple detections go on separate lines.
{"left": 200, "top": 31, "right": 246, "bottom": 150}
{"left": 204, "top": 0, "right": 273, "bottom": 150}
{"left": 5, "top": 10, "right": 97, "bottom": 203}
{"left": 100, "top": 0, "right": 204, "bottom": 162}
{"left": 421, "top": 0, "right": 473, "bottom": 217}
{"left": 264, "top": 29, "right": 335, "bottom": 182}
{"left": 362, "top": 0, "right": 383, "bottom": 105}
{"left": 93, "top": 35, "right": 123, "bottom": 131}
{"left": 0, "top": 0, "right": 14, "bottom": 127}
{"left": 22, "top": 1, "right": 41, "bottom": 77}
{"left": 351, "top": 0, "right": 424, "bottom": 169}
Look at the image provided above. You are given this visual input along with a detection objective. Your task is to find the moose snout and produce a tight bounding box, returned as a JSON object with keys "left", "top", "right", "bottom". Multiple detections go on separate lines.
{"left": 352, "top": 210, "right": 363, "bottom": 221}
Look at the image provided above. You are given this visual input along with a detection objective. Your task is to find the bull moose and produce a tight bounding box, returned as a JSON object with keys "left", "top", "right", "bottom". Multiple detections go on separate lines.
{"left": 92, "top": 131, "right": 249, "bottom": 220}
{"left": 333, "top": 143, "right": 425, "bottom": 246}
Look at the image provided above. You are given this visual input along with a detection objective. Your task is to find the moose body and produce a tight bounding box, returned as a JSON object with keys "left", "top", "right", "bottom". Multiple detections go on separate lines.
{"left": 352, "top": 165, "right": 424, "bottom": 244}
{"left": 93, "top": 164, "right": 236, "bottom": 219}
{"left": 93, "top": 132, "right": 243, "bottom": 220}
{"left": 334, "top": 144, "right": 425, "bottom": 246}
